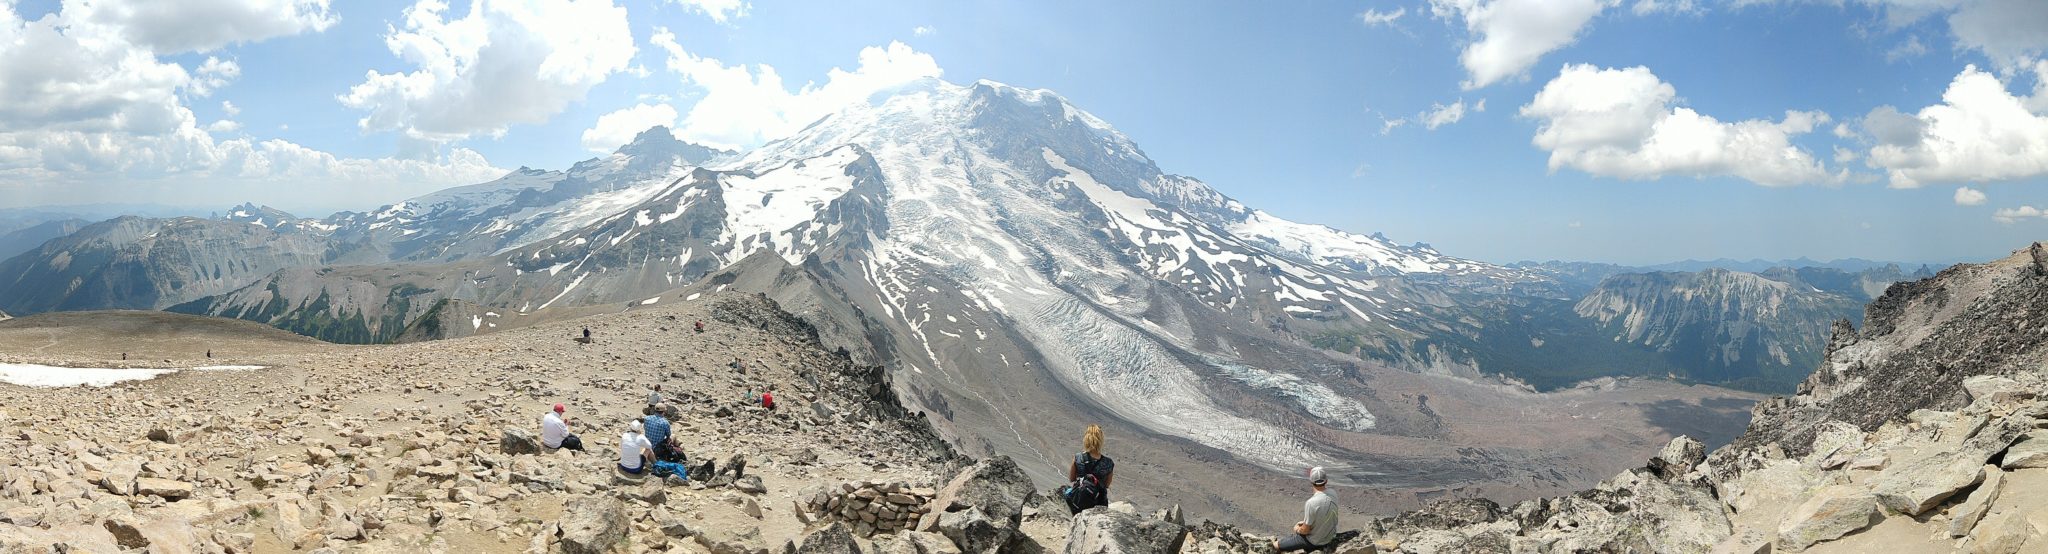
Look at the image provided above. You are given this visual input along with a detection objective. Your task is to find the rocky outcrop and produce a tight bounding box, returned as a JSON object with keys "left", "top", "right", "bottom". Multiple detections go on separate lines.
{"left": 1064, "top": 506, "right": 1188, "bottom": 554}
{"left": 929, "top": 455, "right": 1036, "bottom": 553}
{"left": 557, "top": 496, "right": 626, "bottom": 554}
{"left": 795, "top": 480, "right": 936, "bottom": 537}
{"left": 1573, "top": 268, "right": 1867, "bottom": 392}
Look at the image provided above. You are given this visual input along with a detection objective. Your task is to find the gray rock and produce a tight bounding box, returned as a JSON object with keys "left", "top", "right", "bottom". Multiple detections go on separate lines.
{"left": 937, "top": 507, "right": 1007, "bottom": 554}
{"left": 1775, "top": 486, "right": 1880, "bottom": 552}
{"left": 1949, "top": 466, "right": 2005, "bottom": 537}
{"left": 1871, "top": 452, "right": 1984, "bottom": 515}
{"left": 736, "top": 475, "right": 768, "bottom": 494}
{"left": 1063, "top": 507, "right": 1188, "bottom": 554}
{"left": 134, "top": 477, "right": 193, "bottom": 500}
{"left": 557, "top": 496, "right": 627, "bottom": 554}
{"left": 696, "top": 524, "right": 767, "bottom": 554}
{"left": 102, "top": 514, "right": 150, "bottom": 549}
{"left": 1963, "top": 376, "right": 2031, "bottom": 406}
{"left": 1970, "top": 510, "right": 2035, "bottom": 554}
{"left": 796, "top": 522, "right": 863, "bottom": 554}
{"left": 1649, "top": 436, "right": 1706, "bottom": 481}
{"left": 880, "top": 531, "right": 964, "bottom": 554}
{"left": 500, "top": 427, "right": 542, "bottom": 455}
{"left": 931, "top": 455, "right": 1035, "bottom": 551}
{"left": 1999, "top": 433, "right": 2048, "bottom": 469}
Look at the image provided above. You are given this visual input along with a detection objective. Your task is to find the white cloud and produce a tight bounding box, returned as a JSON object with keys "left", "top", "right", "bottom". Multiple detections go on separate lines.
{"left": 1422, "top": 100, "right": 1471, "bottom": 129}
{"left": 1954, "top": 186, "right": 1987, "bottom": 205}
{"left": 1359, "top": 7, "right": 1407, "bottom": 26}
{"left": 190, "top": 57, "right": 241, "bottom": 96}
{"left": 582, "top": 103, "right": 680, "bottom": 153}
{"left": 65, "top": 0, "right": 335, "bottom": 54}
{"left": 0, "top": 1, "right": 503, "bottom": 211}
{"left": 668, "top": 0, "right": 749, "bottom": 24}
{"left": 221, "top": 100, "right": 241, "bottom": 117}
{"left": 649, "top": 30, "right": 943, "bottom": 150}
{"left": 1379, "top": 117, "right": 1408, "bottom": 135}
{"left": 913, "top": 25, "right": 936, "bottom": 36}
{"left": 1993, "top": 205, "right": 2046, "bottom": 223}
{"left": 1740, "top": 0, "right": 2046, "bottom": 69}
{"left": 1884, "top": 35, "right": 1927, "bottom": 62}
{"left": 1430, "top": 0, "right": 1618, "bottom": 90}
{"left": 1863, "top": 64, "right": 2048, "bottom": 188}
{"left": 1632, "top": 0, "right": 1700, "bottom": 15}
{"left": 340, "top": 0, "right": 637, "bottom": 143}
{"left": 1520, "top": 64, "right": 1840, "bottom": 186}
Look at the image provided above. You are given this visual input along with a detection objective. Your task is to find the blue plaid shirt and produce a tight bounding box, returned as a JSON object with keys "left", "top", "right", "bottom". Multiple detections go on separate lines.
{"left": 644, "top": 414, "right": 671, "bottom": 446}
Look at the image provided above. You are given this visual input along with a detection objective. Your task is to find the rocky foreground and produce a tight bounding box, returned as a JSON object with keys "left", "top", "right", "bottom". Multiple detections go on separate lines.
{"left": 3, "top": 242, "right": 2046, "bottom": 554}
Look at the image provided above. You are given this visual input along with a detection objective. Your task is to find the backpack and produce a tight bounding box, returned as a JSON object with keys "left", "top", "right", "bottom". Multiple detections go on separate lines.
{"left": 1061, "top": 453, "right": 1108, "bottom": 514}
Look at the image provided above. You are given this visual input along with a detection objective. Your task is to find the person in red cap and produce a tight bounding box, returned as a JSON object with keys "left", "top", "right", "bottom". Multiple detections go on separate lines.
{"left": 542, "top": 403, "right": 584, "bottom": 451}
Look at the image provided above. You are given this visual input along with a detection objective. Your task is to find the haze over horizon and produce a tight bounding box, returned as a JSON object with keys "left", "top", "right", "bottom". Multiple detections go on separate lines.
{"left": 2, "top": 0, "right": 2044, "bottom": 265}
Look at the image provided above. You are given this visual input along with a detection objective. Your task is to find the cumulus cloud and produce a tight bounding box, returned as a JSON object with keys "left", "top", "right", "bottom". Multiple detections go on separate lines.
{"left": 668, "top": 0, "right": 749, "bottom": 24}
{"left": 0, "top": 2, "right": 503, "bottom": 210}
{"left": 1955, "top": 186, "right": 1987, "bottom": 205}
{"left": 340, "top": 0, "right": 637, "bottom": 143}
{"left": 1520, "top": 64, "right": 1840, "bottom": 186}
{"left": 913, "top": 25, "right": 936, "bottom": 36}
{"left": 582, "top": 103, "right": 680, "bottom": 153}
{"left": 221, "top": 100, "right": 241, "bottom": 117}
{"left": 66, "top": 0, "right": 335, "bottom": 54}
{"left": 1739, "top": 0, "right": 2046, "bottom": 69}
{"left": 1863, "top": 64, "right": 2048, "bottom": 188}
{"left": 1359, "top": 7, "right": 1407, "bottom": 26}
{"left": 649, "top": 30, "right": 942, "bottom": 150}
{"left": 1431, "top": 0, "right": 1618, "bottom": 89}
{"left": 1993, "top": 205, "right": 2046, "bottom": 223}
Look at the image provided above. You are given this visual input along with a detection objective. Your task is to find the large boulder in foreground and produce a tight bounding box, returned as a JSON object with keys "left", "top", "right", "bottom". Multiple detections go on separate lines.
{"left": 1774, "top": 486, "right": 1880, "bottom": 552}
{"left": 557, "top": 496, "right": 627, "bottom": 554}
{"left": 930, "top": 456, "right": 1036, "bottom": 553}
{"left": 1064, "top": 507, "right": 1188, "bottom": 554}
{"left": 501, "top": 427, "right": 543, "bottom": 455}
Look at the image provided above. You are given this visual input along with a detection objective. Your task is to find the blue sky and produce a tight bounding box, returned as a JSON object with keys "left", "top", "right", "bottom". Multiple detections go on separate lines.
{"left": 2, "top": 0, "right": 2045, "bottom": 265}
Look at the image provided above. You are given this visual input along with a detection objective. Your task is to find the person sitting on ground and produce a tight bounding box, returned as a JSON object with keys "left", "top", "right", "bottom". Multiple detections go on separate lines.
{"left": 618, "top": 420, "right": 655, "bottom": 475}
{"left": 582, "top": 327, "right": 592, "bottom": 340}
{"left": 761, "top": 389, "right": 775, "bottom": 410}
{"left": 643, "top": 405, "right": 676, "bottom": 460}
{"left": 653, "top": 405, "right": 687, "bottom": 462}
{"left": 542, "top": 403, "right": 583, "bottom": 451}
{"left": 1065, "top": 424, "right": 1115, "bottom": 513}
{"left": 647, "top": 384, "right": 663, "bottom": 407}
{"left": 1274, "top": 466, "right": 1340, "bottom": 552}
{"left": 693, "top": 321, "right": 705, "bottom": 333}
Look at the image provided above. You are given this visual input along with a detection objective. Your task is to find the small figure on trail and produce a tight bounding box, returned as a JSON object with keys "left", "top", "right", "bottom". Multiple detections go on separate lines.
{"left": 206, "top": 350, "right": 212, "bottom": 359}
{"left": 121, "top": 353, "right": 127, "bottom": 361}
{"left": 761, "top": 390, "right": 775, "bottom": 410}
{"left": 730, "top": 357, "right": 745, "bottom": 374}
{"left": 1273, "top": 467, "right": 1340, "bottom": 552}
{"left": 693, "top": 321, "right": 705, "bottom": 333}
{"left": 1061, "top": 424, "right": 1114, "bottom": 514}
{"left": 618, "top": 420, "right": 655, "bottom": 475}
{"left": 583, "top": 327, "right": 592, "bottom": 340}
{"left": 647, "top": 384, "right": 663, "bottom": 407}
{"left": 542, "top": 403, "right": 584, "bottom": 451}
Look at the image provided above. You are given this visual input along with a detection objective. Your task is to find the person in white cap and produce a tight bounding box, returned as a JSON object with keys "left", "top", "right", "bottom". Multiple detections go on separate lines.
{"left": 617, "top": 420, "right": 655, "bottom": 475}
{"left": 1274, "top": 466, "right": 1339, "bottom": 551}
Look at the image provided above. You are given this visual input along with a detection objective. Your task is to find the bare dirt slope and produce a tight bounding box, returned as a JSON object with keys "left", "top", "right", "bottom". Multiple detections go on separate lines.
{"left": 0, "top": 293, "right": 990, "bottom": 552}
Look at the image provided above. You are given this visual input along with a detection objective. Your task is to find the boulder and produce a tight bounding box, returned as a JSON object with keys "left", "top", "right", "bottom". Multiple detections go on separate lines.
{"left": 103, "top": 514, "right": 150, "bottom": 549}
{"left": 1775, "top": 486, "right": 1881, "bottom": 552}
{"left": 135, "top": 477, "right": 194, "bottom": 500}
{"left": 100, "top": 458, "right": 141, "bottom": 496}
{"left": 796, "top": 522, "right": 863, "bottom": 554}
{"left": 937, "top": 507, "right": 1007, "bottom": 554}
{"left": 695, "top": 524, "right": 767, "bottom": 554}
{"left": 879, "top": 532, "right": 964, "bottom": 554}
{"left": 689, "top": 459, "right": 718, "bottom": 482}
{"left": 1871, "top": 452, "right": 1984, "bottom": 515}
{"left": 500, "top": 427, "right": 543, "bottom": 455}
{"left": 1970, "top": 510, "right": 2035, "bottom": 554}
{"left": 1063, "top": 507, "right": 1188, "bottom": 554}
{"left": 931, "top": 455, "right": 1035, "bottom": 551}
{"left": 1999, "top": 433, "right": 2048, "bottom": 469}
{"left": 557, "top": 496, "right": 627, "bottom": 554}
{"left": 146, "top": 426, "right": 176, "bottom": 444}
{"left": 1963, "top": 376, "right": 2031, "bottom": 406}
{"left": 1648, "top": 436, "right": 1706, "bottom": 481}
{"left": 736, "top": 475, "right": 768, "bottom": 494}
{"left": 1950, "top": 466, "right": 2006, "bottom": 537}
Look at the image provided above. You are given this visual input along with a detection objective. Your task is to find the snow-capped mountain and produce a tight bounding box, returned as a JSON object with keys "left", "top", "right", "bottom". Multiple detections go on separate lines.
{"left": 167, "top": 78, "right": 1754, "bottom": 493}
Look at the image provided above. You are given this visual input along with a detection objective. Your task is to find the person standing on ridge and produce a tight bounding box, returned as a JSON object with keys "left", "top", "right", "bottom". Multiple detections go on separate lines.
{"left": 1273, "top": 466, "right": 1340, "bottom": 552}
{"left": 542, "top": 403, "right": 583, "bottom": 451}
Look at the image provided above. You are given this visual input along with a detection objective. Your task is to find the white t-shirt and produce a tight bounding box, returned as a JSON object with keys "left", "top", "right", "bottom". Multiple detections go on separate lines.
{"left": 618, "top": 432, "right": 653, "bottom": 469}
{"left": 541, "top": 412, "right": 568, "bottom": 448}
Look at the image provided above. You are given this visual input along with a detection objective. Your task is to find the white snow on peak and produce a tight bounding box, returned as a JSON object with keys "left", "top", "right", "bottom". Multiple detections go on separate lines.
{"left": 718, "top": 146, "right": 862, "bottom": 263}
{"left": 1230, "top": 210, "right": 1457, "bottom": 275}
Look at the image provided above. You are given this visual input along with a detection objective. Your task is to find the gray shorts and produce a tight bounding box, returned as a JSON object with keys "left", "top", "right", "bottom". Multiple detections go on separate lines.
{"left": 1275, "top": 533, "right": 1327, "bottom": 552}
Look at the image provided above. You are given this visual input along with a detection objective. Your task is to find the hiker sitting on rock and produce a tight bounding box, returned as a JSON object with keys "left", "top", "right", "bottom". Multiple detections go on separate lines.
{"left": 647, "top": 383, "right": 663, "bottom": 407}
{"left": 1063, "top": 424, "right": 1115, "bottom": 513}
{"left": 618, "top": 420, "right": 655, "bottom": 476}
{"left": 1274, "top": 466, "right": 1340, "bottom": 552}
{"left": 643, "top": 405, "right": 684, "bottom": 463}
{"left": 542, "top": 403, "right": 584, "bottom": 451}
{"left": 654, "top": 404, "right": 688, "bottom": 463}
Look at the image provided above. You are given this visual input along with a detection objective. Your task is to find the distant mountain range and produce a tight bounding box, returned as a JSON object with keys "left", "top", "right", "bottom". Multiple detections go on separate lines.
{"left": 0, "top": 78, "right": 1945, "bottom": 496}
